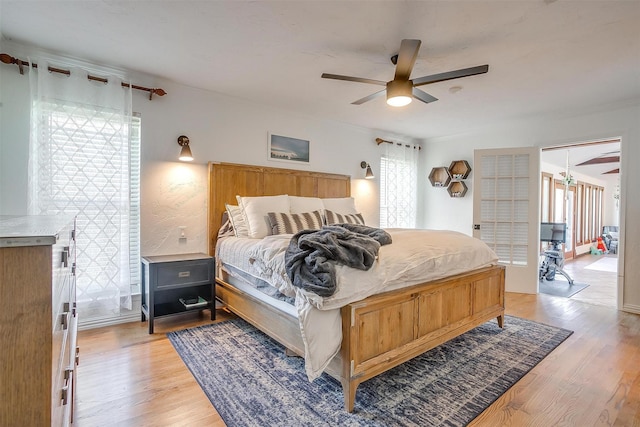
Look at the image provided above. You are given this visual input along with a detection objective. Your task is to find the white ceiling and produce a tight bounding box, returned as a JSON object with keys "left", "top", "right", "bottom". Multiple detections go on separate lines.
{"left": 541, "top": 140, "right": 620, "bottom": 181}
{"left": 1, "top": 0, "right": 638, "bottom": 175}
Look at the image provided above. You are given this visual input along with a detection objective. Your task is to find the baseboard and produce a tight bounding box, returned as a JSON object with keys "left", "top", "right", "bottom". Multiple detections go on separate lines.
{"left": 621, "top": 303, "right": 640, "bottom": 315}
{"left": 78, "top": 311, "right": 141, "bottom": 330}
{"left": 78, "top": 292, "right": 142, "bottom": 331}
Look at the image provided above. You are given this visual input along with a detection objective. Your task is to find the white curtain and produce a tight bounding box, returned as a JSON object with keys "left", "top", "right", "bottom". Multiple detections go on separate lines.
{"left": 28, "top": 58, "right": 134, "bottom": 321}
{"left": 380, "top": 141, "right": 419, "bottom": 228}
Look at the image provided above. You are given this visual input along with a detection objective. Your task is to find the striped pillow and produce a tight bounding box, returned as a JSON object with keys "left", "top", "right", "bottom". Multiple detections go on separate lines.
{"left": 324, "top": 209, "right": 365, "bottom": 226}
{"left": 217, "top": 211, "right": 235, "bottom": 238}
{"left": 267, "top": 210, "right": 323, "bottom": 235}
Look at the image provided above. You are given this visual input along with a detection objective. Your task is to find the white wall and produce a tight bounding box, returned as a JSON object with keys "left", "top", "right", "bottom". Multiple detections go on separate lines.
{"left": 422, "top": 104, "right": 640, "bottom": 313}
{"left": 0, "top": 43, "right": 409, "bottom": 258}
{"left": 134, "top": 78, "right": 391, "bottom": 255}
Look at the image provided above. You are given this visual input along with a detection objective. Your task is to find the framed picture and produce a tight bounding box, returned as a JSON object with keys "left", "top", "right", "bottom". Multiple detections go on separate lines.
{"left": 268, "top": 133, "right": 310, "bottom": 164}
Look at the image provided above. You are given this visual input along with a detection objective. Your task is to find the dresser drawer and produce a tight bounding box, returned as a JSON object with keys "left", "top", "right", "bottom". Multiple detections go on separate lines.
{"left": 51, "top": 224, "right": 74, "bottom": 328}
{"left": 52, "top": 320, "right": 74, "bottom": 427}
{"left": 155, "top": 260, "right": 212, "bottom": 289}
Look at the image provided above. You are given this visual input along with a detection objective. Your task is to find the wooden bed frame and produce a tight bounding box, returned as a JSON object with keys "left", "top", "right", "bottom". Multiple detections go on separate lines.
{"left": 208, "top": 162, "right": 505, "bottom": 412}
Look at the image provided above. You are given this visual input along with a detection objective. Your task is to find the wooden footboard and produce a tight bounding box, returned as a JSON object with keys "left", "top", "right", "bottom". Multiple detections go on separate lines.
{"left": 337, "top": 264, "right": 505, "bottom": 411}
{"left": 216, "top": 264, "right": 505, "bottom": 412}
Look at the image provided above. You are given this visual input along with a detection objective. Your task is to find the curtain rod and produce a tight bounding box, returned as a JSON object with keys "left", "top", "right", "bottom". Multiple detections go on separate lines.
{"left": 375, "top": 137, "right": 422, "bottom": 150}
{"left": 0, "top": 53, "right": 166, "bottom": 100}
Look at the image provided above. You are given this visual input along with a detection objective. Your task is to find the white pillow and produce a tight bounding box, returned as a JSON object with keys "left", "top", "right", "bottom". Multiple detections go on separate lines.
{"left": 321, "top": 197, "right": 357, "bottom": 214}
{"left": 236, "top": 195, "right": 290, "bottom": 238}
{"left": 289, "top": 196, "right": 324, "bottom": 214}
{"left": 225, "top": 204, "right": 249, "bottom": 238}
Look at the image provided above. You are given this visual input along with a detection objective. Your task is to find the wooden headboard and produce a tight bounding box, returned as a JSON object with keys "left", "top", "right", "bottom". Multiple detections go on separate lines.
{"left": 208, "top": 162, "right": 351, "bottom": 255}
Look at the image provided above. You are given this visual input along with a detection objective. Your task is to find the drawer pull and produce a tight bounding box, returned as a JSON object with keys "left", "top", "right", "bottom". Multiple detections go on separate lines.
{"left": 61, "top": 384, "right": 69, "bottom": 405}
{"left": 61, "top": 311, "right": 70, "bottom": 330}
{"left": 75, "top": 346, "right": 80, "bottom": 365}
{"left": 178, "top": 271, "right": 191, "bottom": 278}
{"left": 61, "top": 368, "right": 72, "bottom": 406}
{"left": 61, "top": 247, "right": 70, "bottom": 267}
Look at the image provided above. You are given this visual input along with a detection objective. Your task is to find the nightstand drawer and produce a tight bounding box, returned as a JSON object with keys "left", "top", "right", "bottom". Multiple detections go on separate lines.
{"left": 156, "top": 260, "right": 212, "bottom": 289}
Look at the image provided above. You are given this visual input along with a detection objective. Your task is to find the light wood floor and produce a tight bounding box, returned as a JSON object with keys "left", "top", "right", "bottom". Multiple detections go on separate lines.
{"left": 560, "top": 253, "right": 618, "bottom": 307}
{"left": 76, "top": 293, "right": 640, "bottom": 426}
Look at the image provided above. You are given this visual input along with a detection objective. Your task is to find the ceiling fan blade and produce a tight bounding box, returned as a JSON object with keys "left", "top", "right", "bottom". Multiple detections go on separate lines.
{"left": 412, "top": 88, "right": 438, "bottom": 104}
{"left": 413, "top": 64, "right": 489, "bottom": 87}
{"left": 351, "top": 89, "right": 386, "bottom": 105}
{"left": 394, "top": 39, "right": 421, "bottom": 81}
{"left": 321, "top": 73, "right": 386, "bottom": 86}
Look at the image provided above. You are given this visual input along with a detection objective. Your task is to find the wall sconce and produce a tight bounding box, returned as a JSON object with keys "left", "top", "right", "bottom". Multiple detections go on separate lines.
{"left": 177, "top": 135, "right": 193, "bottom": 162}
{"left": 360, "top": 161, "right": 374, "bottom": 179}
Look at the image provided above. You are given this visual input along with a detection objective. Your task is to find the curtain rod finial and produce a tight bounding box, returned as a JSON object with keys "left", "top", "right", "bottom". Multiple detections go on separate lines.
{"left": 0, "top": 53, "right": 16, "bottom": 65}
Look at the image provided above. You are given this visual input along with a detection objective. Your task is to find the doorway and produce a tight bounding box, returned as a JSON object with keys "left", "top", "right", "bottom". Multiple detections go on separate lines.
{"left": 540, "top": 139, "right": 620, "bottom": 307}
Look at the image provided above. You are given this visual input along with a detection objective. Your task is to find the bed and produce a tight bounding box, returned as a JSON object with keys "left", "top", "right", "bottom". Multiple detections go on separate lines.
{"left": 208, "top": 162, "right": 505, "bottom": 412}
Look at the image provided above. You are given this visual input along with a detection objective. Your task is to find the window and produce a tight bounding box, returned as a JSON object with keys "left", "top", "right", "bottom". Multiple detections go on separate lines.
{"left": 541, "top": 172, "right": 553, "bottom": 222}
{"left": 576, "top": 183, "right": 583, "bottom": 245}
{"left": 379, "top": 143, "right": 419, "bottom": 228}
{"left": 31, "top": 101, "right": 140, "bottom": 323}
{"left": 587, "top": 186, "right": 592, "bottom": 240}
{"left": 129, "top": 116, "right": 142, "bottom": 291}
{"left": 543, "top": 176, "right": 603, "bottom": 248}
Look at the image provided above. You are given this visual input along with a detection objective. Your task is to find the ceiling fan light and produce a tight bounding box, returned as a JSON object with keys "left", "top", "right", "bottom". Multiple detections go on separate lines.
{"left": 387, "top": 95, "right": 412, "bottom": 107}
{"left": 386, "top": 80, "right": 413, "bottom": 107}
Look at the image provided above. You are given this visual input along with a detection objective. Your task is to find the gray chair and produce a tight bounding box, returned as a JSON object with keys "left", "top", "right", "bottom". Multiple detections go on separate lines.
{"left": 602, "top": 226, "right": 619, "bottom": 254}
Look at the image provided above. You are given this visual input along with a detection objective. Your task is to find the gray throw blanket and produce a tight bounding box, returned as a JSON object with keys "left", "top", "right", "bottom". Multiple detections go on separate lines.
{"left": 285, "top": 223, "right": 392, "bottom": 297}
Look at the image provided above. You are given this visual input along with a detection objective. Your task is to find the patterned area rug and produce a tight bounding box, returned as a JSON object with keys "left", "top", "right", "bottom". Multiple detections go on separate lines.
{"left": 168, "top": 316, "right": 572, "bottom": 427}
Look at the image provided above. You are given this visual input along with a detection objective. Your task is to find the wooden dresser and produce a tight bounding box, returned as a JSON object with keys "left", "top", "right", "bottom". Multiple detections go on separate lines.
{"left": 0, "top": 215, "right": 78, "bottom": 426}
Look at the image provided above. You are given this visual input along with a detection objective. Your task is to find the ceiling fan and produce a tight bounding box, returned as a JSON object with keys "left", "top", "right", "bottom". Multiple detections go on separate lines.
{"left": 321, "top": 39, "right": 489, "bottom": 107}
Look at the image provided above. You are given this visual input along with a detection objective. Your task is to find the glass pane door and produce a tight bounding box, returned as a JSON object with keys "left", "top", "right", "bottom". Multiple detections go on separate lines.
{"left": 474, "top": 147, "right": 540, "bottom": 294}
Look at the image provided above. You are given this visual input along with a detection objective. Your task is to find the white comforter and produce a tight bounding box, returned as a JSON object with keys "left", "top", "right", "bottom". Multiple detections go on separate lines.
{"left": 225, "top": 228, "right": 498, "bottom": 380}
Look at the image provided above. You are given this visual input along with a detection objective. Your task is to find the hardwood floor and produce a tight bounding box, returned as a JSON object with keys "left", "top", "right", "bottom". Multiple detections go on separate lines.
{"left": 76, "top": 294, "right": 640, "bottom": 426}
{"left": 561, "top": 253, "right": 618, "bottom": 307}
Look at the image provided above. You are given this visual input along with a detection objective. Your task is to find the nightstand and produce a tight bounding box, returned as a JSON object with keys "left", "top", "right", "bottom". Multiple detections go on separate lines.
{"left": 141, "top": 253, "right": 215, "bottom": 334}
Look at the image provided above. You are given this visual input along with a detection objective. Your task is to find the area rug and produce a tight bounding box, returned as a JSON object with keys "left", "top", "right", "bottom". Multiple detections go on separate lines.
{"left": 584, "top": 256, "right": 618, "bottom": 273}
{"left": 539, "top": 278, "right": 589, "bottom": 298}
{"left": 168, "top": 316, "right": 572, "bottom": 426}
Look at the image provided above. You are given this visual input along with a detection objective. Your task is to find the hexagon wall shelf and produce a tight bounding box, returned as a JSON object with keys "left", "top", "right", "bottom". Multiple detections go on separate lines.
{"left": 448, "top": 160, "right": 472, "bottom": 180}
{"left": 447, "top": 181, "right": 468, "bottom": 198}
{"left": 428, "top": 167, "right": 451, "bottom": 187}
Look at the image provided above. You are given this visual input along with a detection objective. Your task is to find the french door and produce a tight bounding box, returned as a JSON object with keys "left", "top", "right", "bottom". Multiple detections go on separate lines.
{"left": 473, "top": 147, "right": 540, "bottom": 294}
